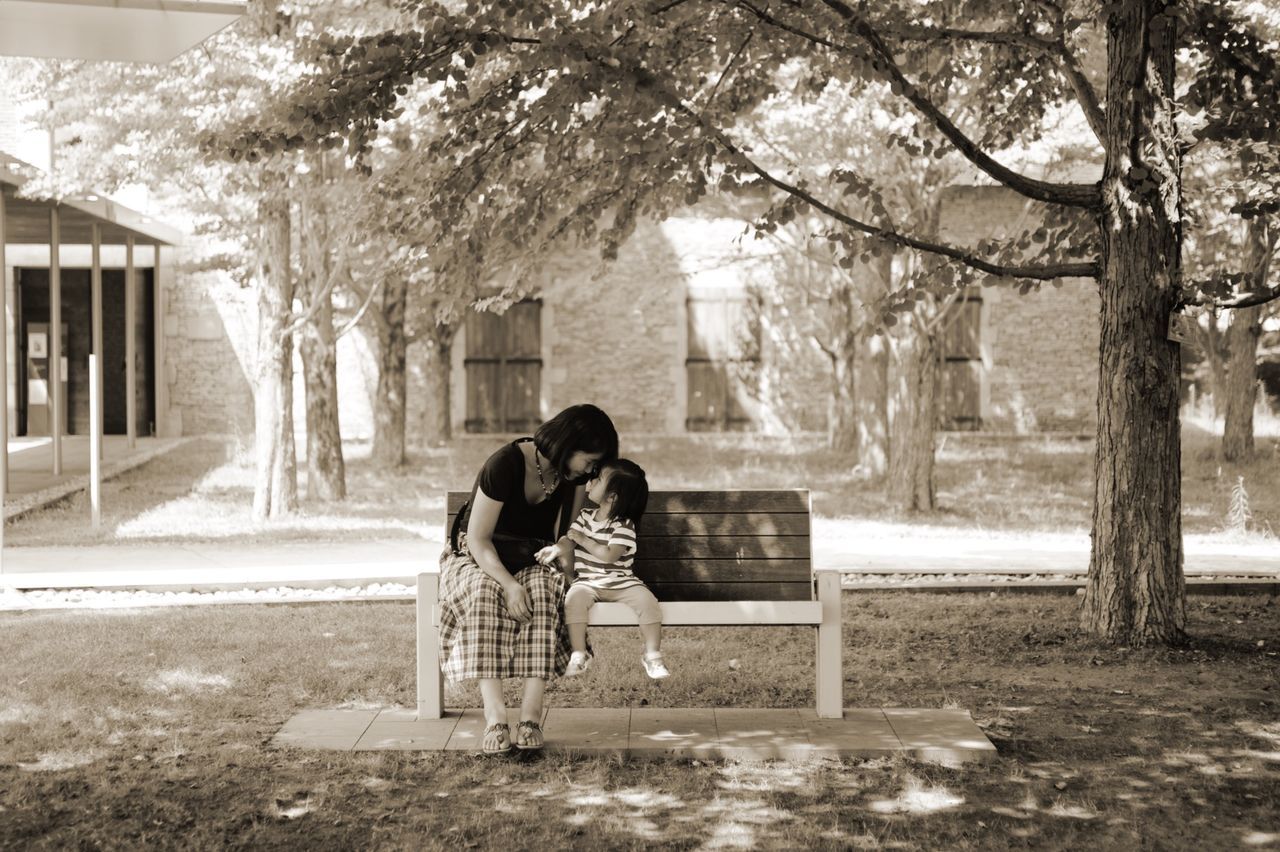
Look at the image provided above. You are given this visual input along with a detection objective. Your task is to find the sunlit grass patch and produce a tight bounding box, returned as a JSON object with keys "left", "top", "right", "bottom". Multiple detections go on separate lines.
{"left": 17, "top": 750, "right": 100, "bottom": 772}
{"left": 144, "top": 668, "right": 233, "bottom": 695}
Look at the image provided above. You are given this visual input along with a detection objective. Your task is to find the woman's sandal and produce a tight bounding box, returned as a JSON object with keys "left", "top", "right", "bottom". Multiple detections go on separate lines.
{"left": 482, "top": 723, "right": 511, "bottom": 754}
{"left": 514, "top": 720, "right": 545, "bottom": 751}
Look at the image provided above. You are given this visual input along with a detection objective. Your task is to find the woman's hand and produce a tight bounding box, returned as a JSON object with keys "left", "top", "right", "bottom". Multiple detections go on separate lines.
{"left": 502, "top": 579, "right": 532, "bottom": 622}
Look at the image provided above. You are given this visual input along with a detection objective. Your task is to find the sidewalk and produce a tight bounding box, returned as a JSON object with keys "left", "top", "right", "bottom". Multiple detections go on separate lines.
{"left": 0, "top": 518, "right": 1275, "bottom": 592}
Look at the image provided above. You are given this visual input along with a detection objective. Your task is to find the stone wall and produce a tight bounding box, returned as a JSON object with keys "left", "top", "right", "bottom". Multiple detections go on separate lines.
{"left": 937, "top": 185, "right": 1099, "bottom": 432}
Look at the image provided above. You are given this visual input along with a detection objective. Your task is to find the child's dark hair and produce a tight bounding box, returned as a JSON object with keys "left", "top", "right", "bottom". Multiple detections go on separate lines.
{"left": 534, "top": 404, "right": 619, "bottom": 483}
{"left": 601, "top": 459, "right": 648, "bottom": 530}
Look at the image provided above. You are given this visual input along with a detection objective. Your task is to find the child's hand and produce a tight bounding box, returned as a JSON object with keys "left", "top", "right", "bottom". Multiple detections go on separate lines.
{"left": 534, "top": 545, "right": 561, "bottom": 567}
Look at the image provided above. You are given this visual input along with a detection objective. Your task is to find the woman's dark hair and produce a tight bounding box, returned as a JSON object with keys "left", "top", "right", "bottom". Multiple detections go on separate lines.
{"left": 534, "top": 404, "right": 619, "bottom": 482}
{"left": 600, "top": 459, "right": 648, "bottom": 530}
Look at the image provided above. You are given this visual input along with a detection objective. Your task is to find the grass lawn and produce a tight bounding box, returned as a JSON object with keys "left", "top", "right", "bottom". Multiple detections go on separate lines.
{"left": 5, "top": 419, "right": 1277, "bottom": 548}
{"left": 1, "top": 594, "right": 1277, "bottom": 849}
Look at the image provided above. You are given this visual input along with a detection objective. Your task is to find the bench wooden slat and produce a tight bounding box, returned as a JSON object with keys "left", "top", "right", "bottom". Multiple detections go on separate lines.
{"left": 632, "top": 558, "right": 811, "bottom": 583}
{"left": 634, "top": 536, "right": 809, "bottom": 560}
{"left": 646, "top": 582, "right": 813, "bottom": 602}
{"left": 446, "top": 512, "right": 810, "bottom": 537}
{"left": 589, "top": 600, "right": 822, "bottom": 625}
{"left": 446, "top": 489, "right": 809, "bottom": 515}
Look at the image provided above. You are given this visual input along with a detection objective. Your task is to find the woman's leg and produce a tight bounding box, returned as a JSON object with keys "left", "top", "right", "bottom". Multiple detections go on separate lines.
{"left": 519, "top": 677, "right": 546, "bottom": 724}
{"left": 479, "top": 678, "right": 506, "bottom": 727}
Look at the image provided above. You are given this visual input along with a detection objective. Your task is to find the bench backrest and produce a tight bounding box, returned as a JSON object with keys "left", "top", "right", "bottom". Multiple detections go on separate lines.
{"left": 446, "top": 489, "right": 813, "bottom": 602}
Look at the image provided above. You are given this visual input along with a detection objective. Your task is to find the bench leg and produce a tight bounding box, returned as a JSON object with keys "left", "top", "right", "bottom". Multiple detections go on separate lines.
{"left": 815, "top": 571, "right": 843, "bottom": 719}
{"left": 417, "top": 571, "right": 444, "bottom": 720}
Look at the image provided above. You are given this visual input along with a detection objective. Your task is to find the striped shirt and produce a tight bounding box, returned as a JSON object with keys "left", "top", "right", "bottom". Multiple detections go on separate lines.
{"left": 570, "top": 509, "right": 641, "bottom": 590}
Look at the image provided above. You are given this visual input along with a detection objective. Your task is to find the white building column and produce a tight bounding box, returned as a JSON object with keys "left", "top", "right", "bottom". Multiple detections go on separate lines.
{"left": 49, "top": 206, "right": 62, "bottom": 475}
{"left": 125, "top": 236, "right": 136, "bottom": 448}
{"left": 89, "top": 224, "right": 103, "bottom": 527}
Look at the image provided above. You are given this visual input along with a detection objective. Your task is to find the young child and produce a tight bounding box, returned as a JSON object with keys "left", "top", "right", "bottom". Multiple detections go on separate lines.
{"left": 556, "top": 459, "right": 669, "bottom": 680}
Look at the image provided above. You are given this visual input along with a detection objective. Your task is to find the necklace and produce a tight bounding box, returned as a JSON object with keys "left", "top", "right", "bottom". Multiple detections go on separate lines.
{"left": 533, "top": 449, "right": 558, "bottom": 497}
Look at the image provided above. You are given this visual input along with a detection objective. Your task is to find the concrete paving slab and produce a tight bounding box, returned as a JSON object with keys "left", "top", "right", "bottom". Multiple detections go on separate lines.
{"left": 276, "top": 708, "right": 379, "bottom": 736}
{"left": 799, "top": 708, "right": 902, "bottom": 756}
{"left": 713, "top": 709, "right": 815, "bottom": 760}
{"left": 272, "top": 706, "right": 998, "bottom": 761}
{"left": 271, "top": 709, "right": 379, "bottom": 751}
{"left": 544, "top": 708, "right": 631, "bottom": 755}
{"left": 883, "top": 708, "right": 997, "bottom": 765}
{"left": 629, "top": 708, "right": 719, "bottom": 758}
{"left": 354, "top": 716, "right": 461, "bottom": 751}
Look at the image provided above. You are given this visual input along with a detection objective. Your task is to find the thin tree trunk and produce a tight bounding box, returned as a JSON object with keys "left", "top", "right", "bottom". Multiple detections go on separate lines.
{"left": 252, "top": 181, "right": 298, "bottom": 520}
{"left": 1222, "top": 217, "right": 1273, "bottom": 461}
{"left": 296, "top": 273, "right": 346, "bottom": 500}
{"left": 887, "top": 324, "right": 938, "bottom": 511}
{"left": 828, "top": 320, "right": 857, "bottom": 455}
{"left": 856, "top": 251, "right": 894, "bottom": 477}
{"left": 420, "top": 323, "right": 456, "bottom": 445}
{"left": 855, "top": 333, "right": 889, "bottom": 477}
{"left": 1082, "top": 2, "right": 1184, "bottom": 645}
{"left": 297, "top": 178, "right": 346, "bottom": 501}
{"left": 372, "top": 274, "right": 408, "bottom": 469}
{"left": 1222, "top": 305, "right": 1264, "bottom": 461}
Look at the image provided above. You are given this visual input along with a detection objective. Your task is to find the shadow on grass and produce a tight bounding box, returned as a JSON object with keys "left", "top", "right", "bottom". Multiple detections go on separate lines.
{"left": 2, "top": 594, "right": 1277, "bottom": 848}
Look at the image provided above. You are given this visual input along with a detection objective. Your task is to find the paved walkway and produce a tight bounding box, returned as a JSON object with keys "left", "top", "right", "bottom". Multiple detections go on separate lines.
{"left": 3, "top": 436, "right": 189, "bottom": 521}
{"left": 1, "top": 531, "right": 1274, "bottom": 590}
{"left": 272, "top": 706, "right": 997, "bottom": 764}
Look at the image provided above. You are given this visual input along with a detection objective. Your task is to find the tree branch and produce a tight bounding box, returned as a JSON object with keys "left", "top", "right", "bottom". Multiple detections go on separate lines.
{"left": 758, "top": 0, "right": 1103, "bottom": 208}
{"left": 659, "top": 90, "right": 1099, "bottom": 280}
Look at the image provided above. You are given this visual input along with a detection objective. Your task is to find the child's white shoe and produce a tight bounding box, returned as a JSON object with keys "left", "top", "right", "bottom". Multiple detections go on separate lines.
{"left": 565, "top": 651, "right": 593, "bottom": 677}
{"left": 642, "top": 652, "right": 670, "bottom": 680}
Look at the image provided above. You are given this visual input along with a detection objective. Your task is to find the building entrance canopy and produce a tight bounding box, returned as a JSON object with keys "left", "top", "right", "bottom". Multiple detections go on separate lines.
{"left": 0, "top": 0, "right": 246, "bottom": 64}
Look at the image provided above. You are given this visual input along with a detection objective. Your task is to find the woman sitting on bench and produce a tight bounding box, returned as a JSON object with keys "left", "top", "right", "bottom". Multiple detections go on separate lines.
{"left": 437, "top": 404, "right": 618, "bottom": 753}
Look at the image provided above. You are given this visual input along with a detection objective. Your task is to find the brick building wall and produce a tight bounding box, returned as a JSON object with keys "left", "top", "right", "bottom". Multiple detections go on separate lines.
{"left": 155, "top": 185, "right": 1100, "bottom": 443}
{"left": 937, "top": 185, "right": 1100, "bottom": 432}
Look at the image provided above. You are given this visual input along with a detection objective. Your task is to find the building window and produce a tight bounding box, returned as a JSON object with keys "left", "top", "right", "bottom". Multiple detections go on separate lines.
{"left": 685, "top": 287, "right": 759, "bottom": 432}
{"left": 463, "top": 299, "right": 542, "bottom": 433}
{"left": 941, "top": 289, "right": 983, "bottom": 430}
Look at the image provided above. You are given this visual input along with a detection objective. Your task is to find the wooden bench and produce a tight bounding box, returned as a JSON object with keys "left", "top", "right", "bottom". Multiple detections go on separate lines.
{"left": 417, "top": 489, "right": 844, "bottom": 719}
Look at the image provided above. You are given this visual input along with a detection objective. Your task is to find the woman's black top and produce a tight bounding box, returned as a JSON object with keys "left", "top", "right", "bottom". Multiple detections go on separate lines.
{"left": 459, "top": 438, "right": 572, "bottom": 542}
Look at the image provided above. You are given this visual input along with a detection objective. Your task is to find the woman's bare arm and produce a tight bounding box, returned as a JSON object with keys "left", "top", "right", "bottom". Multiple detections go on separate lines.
{"left": 466, "top": 490, "right": 531, "bottom": 620}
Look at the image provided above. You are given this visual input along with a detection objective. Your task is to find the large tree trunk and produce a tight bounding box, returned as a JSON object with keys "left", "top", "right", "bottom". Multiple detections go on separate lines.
{"left": 1222, "top": 217, "right": 1273, "bottom": 461}
{"left": 372, "top": 274, "right": 409, "bottom": 469}
{"left": 252, "top": 182, "right": 298, "bottom": 520}
{"left": 419, "top": 323, "right": 456, "bottom": 445}
{"left": 886, "top": 323, "right": 938, "bottom": 511}
{"left": 1081, "top": 3, "right": 1184, "bottom": 645}
{"left": 297, "top": 180, "right": 346, "bottom": 501}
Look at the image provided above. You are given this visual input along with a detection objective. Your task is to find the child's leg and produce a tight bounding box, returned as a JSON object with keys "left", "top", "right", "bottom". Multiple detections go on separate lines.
{"left": 563, "top": 583, "right": 598, "bottom": 653}
{"left": 639, "top": 622, "right": 662, "bottom": 656}
{"left": 613, "top": 585, "right": 663, "bottom": 655}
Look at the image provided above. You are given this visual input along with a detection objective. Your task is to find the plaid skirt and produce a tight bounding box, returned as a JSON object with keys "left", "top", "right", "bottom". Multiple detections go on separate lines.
{"left": 437, "top": 546, "right": 571, "bottom": 681}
